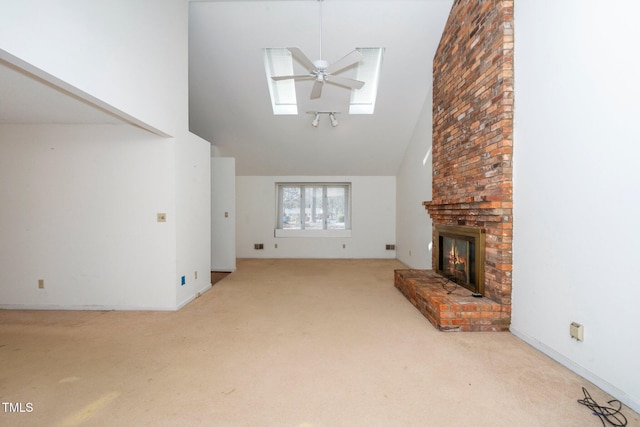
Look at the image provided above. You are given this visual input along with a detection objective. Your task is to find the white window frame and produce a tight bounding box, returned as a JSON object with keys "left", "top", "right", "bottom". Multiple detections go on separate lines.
{"left": 263, "top": 48, "right": 298, "bottom": 115}
{"left": 275, "top": 183, "right": 352, "bottom": 238}
{"left": 349, "top": 47, "right": 384, "bottom": 115}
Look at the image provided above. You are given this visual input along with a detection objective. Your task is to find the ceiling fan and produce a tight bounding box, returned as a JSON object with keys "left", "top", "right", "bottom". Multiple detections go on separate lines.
{"left": 271, "top": 0, "right": 365, "bottom": 100}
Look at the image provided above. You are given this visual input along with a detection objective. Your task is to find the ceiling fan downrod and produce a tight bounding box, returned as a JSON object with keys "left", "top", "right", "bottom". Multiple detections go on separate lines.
{"left": 318, "top": 0, "right": 324, "bottom": 61}
{"left": 269, "top": 0, "right": 365, "bottom": 99}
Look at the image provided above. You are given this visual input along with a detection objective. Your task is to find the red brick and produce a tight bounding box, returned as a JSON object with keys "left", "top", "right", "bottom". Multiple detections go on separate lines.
{"left": 426, "top": 0, "right": 513, "bottom": 316}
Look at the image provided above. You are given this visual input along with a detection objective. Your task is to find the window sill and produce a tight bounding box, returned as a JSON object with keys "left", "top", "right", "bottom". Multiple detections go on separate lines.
{"left": 274, "top": 229, "right": 352, "bottom": 238}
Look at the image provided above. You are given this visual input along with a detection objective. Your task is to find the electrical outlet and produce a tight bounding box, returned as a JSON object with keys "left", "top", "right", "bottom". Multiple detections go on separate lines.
{"left": 342, "top": 243, "right": 346, "bottom": 249}
{"left": 157, "top": 213, "right": 167, "bottom": 222}
{"left": 570, "top": 322, "right": 584, "bottom": 341}
{"left": 38, "top": 279, "right": 44, "bottom": 289}
{"left": 274, "top": 243, "right": 278, "bottom": 249}
{"left": 194, "top": 271, "right": 198, "bottom": 280}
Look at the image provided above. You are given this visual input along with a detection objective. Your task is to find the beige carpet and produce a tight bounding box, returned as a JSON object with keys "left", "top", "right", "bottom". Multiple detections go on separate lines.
{"left": 1, "top": 259, "right": 637, "bottom": 426}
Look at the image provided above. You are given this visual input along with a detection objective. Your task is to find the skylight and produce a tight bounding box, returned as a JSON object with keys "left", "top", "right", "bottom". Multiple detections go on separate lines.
{"left": 263, "top": 47, "right": 384, "bottom": 116}
{"left": 263, "top": 48, "right": 298, "bottom": 115}
{"left": 349, "top": 48, "right": 384, "bottom": 115}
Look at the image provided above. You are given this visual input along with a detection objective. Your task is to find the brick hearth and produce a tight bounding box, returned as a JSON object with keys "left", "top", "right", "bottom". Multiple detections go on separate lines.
{"left": 395, "top": 270, "right": 509, "bottom": 332}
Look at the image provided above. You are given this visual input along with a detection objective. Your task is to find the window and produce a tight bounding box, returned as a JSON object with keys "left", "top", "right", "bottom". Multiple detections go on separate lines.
{"left": 264, "top": 47, "right": 384, "bottom": 116}
{"left": 263, "top": 48, "right": 298, "bottom": 115}
{"left": 349, "top": 48, "right": 384, "bottom": 115}
{"left": 276, "top": 183, "right": 351, "bottom": 237}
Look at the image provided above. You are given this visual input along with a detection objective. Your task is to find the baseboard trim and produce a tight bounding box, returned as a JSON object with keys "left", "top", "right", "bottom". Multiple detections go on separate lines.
{"left": 510, "top": 327, "right": 639, "bottom": 414}
{"left": 175, "top": 283, "right": 213, "bottom": 310}
{"left": 0, "top": 304, "right": 179, "bottom": 311}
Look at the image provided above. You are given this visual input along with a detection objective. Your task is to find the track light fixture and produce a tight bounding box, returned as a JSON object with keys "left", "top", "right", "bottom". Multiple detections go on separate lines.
{"left": 307, "top": 111, "right": 340, "bottom": 128}
{"left": 329, "top": 112, "right": 338, "bottom": 127}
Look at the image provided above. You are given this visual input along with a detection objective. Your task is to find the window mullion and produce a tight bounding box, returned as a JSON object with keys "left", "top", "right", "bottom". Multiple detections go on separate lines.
{"left": 277, "top": 185, "right": 284, "bottom": 229}
{"left": 344, "top": 185, "right": 350, "bottom": 229}
{"left": 322, "top": 187, "right": 328, "bottom": 230}
{"left": 300, "top": 185, "right": 305, "bottom": 230}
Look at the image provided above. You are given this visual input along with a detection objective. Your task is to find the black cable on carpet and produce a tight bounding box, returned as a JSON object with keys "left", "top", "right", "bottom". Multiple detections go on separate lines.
{"left": 577, "top": 387, "right": 627, "bottom": 426}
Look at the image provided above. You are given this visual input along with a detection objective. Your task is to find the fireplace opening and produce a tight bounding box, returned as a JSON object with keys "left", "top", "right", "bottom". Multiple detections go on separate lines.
{"left": 435, "top": 225, "right": 485, "bottom": 295}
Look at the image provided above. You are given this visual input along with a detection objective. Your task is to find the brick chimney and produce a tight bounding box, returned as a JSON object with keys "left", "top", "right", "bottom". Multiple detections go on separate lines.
{"left": 425, "top": 0, "right": 514, "bottom": 314}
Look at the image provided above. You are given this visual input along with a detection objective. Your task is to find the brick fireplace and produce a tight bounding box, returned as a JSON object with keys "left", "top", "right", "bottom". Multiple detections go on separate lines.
{"left": 395, "top": 0, "right": 514, "bottom": 331}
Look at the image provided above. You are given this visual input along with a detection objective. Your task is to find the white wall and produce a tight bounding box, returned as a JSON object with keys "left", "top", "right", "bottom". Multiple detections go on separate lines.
{"left": 175, "top": 132, "right": 212, "bottom": 308}
{"left": 236, "top": 176, "right": 396, "bottom": 259}
{"left": 512, "top": 0, "right": 640, "bottom": 412}
{"left": 0, "top": 0, "right": 185, "bottom": 136}
{"left": 0, "top": 124, "right": 177, "bottom": 309}
{"left": 211, "top": 157, "right": 236, "bottom": 272}
{"left": 396, "top": 91, "right": 433, "bottom": 268}
{"left": 0, "top": 0, "right": 212, "bottom": 310}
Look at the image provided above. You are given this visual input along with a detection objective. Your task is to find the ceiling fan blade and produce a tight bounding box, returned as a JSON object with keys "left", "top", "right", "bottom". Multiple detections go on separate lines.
{"left": 287, "top": 47, "right": 317, "bottom": 72}
{"left": 271, "top": 75, "right": 314, "bottom": 81}
{"left": 310, "top": 80, "right": 323, "bottom": 99}
{"left": 325, "top": 50, "right": 364, "bottom": 75}
{"left": 325, "top": 75, "right": 365, "bottom": 90}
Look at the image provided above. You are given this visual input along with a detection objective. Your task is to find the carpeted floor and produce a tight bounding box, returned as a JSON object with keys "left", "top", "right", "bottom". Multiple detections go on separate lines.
{"left": 0, "top": 259, "right": 637, "bottom": 426}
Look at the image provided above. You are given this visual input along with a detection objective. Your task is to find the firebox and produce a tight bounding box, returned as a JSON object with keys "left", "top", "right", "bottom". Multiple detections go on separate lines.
{"left": 434, "top": 225, "right": 486, "bottom": 295}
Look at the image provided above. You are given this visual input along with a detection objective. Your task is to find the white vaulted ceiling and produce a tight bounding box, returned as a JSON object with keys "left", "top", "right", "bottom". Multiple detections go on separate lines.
{"left": 0, "top": 0, "right": 453, "bottom": 177}
{"left": 188, "top": 0, "right": 453, "bottom": 175}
